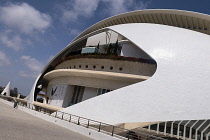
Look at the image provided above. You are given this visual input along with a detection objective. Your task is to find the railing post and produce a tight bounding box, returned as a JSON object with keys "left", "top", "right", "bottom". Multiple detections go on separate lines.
{"left": 69, "top": 115, "right": 71, "bottom": 122}
{"left": 87, "top": 119, "right": 89, "bottom": 128}
{"left": 127, "top": 134, "right": 130, "bottom": 140}
{"left": 62, "top": 112, "right": 64, "bottom": 120}
{"left": 55, "top": 111, "right": 57, "bottom": 118}
{"left": 78, "top": 117, "right": 80, "bottom": 125}
{"left": 98, "top": 122, "right": 101, "bottom": 132}
{"left": 112, "top": 126, "right": 115, "bottom": 136}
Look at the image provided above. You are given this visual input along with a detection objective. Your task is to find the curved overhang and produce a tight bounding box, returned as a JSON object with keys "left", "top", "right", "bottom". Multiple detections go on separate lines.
{"left": 44, "top": 69, "right": 149, "bottom": 81}
{"left": 43, "top": 69, "right": 148, "bottom": 90}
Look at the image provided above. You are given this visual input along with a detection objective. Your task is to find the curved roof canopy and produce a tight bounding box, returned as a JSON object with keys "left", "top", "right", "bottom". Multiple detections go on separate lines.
{"left": 73, "top": 9, "right": 210, "bottom": 42}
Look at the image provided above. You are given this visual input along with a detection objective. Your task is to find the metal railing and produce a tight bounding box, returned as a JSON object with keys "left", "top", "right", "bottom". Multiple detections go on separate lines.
{"left": 0, "top": 95, "right": 166, "bottom": 140}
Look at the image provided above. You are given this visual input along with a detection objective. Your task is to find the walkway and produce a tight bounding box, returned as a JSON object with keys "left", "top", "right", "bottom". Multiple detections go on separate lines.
{"left": 0, "top": 101, "right": 93, "bottom": 140}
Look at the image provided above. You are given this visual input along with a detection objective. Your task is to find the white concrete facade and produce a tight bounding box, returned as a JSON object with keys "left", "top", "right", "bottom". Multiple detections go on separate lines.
{"left": 27, "top": 10, "right": 210, "bottom": 138}
{"left": 59, "top": 23, "right": 210, "bottom": 124}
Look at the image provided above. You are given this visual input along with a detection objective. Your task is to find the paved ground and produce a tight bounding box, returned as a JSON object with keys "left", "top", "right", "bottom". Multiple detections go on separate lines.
{"left": 0, "top": 101, "right": 93, "bottom": 140}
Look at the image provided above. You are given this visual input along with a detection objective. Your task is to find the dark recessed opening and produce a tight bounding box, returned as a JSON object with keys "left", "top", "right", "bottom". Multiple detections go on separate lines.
{"left": 110, "top": 66, "right": 113, "bottom": 70}
{"left": 86, "top": 65, "right": 88, "bottom": 68}
{"left": 119, "top": 67, "right": 123, "bottom": 71}
{"left": 93, "top": 65, "right": 96, "bottom": 69}
{"left": 101, "top": 66, "right": 104, "bottom": 69}
{"left": 79, "top": 65, "right": 81, "bottom": 68}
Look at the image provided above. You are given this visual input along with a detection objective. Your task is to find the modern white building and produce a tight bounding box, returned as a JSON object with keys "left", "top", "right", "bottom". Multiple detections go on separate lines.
{"left": 27, "top": 9, "right": 210, "bottom": 139}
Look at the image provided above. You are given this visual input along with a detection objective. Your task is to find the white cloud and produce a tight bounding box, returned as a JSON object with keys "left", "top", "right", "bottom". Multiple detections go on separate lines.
{"left": 60, "top": 0, "right": 151, "bottom": 23}
{"left": 19, "top": 55, "right": 44, "bottom": 78}
{"left": 0, "top": 30, "right": 31, "bottom": 51}
{"left": 69, "top": 29, "right": 81, "bottom": 36}
{"left": 19, "top": 70, "right": 37, "bottom": 78}
{"left": 102, "top": 0, "right": 151, "bottom": 16}
{"left": 61, "top": 0, "right": 99, "bottom": 23}
{"left": 0, "top": 51, "right": 11, "bottom": 66}
{"left": 20, "top": 56, "right": 44, "bottom": 72}
{"left": 0, "top": 3, "right": 52, "bottom": 34}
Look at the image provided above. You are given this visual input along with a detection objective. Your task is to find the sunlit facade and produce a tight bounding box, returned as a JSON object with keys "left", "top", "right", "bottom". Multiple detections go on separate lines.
{"left": 27, "top": 9, "right": 210, "bottom": 139}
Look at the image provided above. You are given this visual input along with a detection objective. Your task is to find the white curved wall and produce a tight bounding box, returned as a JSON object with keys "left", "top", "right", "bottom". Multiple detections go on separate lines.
{"left": 60, "top": 23, "right": 210, "bottom": 124}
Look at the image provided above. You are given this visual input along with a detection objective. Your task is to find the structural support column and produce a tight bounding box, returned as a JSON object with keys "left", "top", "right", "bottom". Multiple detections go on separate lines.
{"left": 195, "top": 120, "right": 207, "bottom": 140}
{"left": 201, "top": 123, "right": 210, "bottom": 140}
{"left": 164, "top": 121, "right": 167, "bottom": 136}
{"left": 171, "top": 121, "right": 175, "bottom": 137}
{"left": 43, "top": 97, "right": 47, "bottom": 104}
{"left": 177, "top": 121, "right": 183, "bottom": 139}
{"left": 157, "top": 122, "right": 160, "bottom": 134}
{"left": 183, "top": 120, "right": 191, "bottom": 140}
{"left": 148, "top": 124, "right": 151, "bottom": 132}
{"left": 189, "top": 120, "right": 199, "bottom": 139}
{"left": 206, "top": 132, "right": 210, "bottom": 140}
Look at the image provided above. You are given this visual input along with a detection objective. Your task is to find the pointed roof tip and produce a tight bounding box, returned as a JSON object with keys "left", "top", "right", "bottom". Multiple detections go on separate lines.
{"left": 1, "top": 81, "right": 11, "bottom": 96}
{"left": 6, "top": 81, "right": 10, "bottom": 86}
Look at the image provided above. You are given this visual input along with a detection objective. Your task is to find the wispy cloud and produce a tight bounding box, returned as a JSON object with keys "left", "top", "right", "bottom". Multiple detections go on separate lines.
{"left": 20, "top": 56, "right": 44, "bottom": 72}
{"left": 0, "top": 3, "right": 52, "bottom": 34}
{"left": 0, "top": 30, "right": 31, "bottom": 51}
{"left": 60, "top": 0, "right": 99, "bottom": 23}
{"left": 69, "top": 29, "right": 81, "bottom": 36}
{"left": 59, "top": 0, "right": 151, "bottom": 24}
{"left": 18, "top": 70, "right": 38, "bottom": 78}
{"left": 0, "top": 51, "right": 11, "bottom": 66}
{"left": 102, "top": 0, "right": 151, "bottom": 16}
{"left": 19, "top": 55, "right": 44, "bottom": 78}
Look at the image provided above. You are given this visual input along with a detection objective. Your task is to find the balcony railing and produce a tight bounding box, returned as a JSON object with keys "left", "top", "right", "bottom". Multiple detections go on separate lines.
{"left": 54, "top": 54, "right": 156, "bottom": 67}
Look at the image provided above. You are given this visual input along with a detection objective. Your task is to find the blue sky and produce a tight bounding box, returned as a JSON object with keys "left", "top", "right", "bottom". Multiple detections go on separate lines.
{"left": 0, "top": 0, "right": 210, "bottom": 96}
